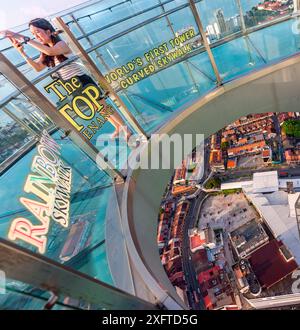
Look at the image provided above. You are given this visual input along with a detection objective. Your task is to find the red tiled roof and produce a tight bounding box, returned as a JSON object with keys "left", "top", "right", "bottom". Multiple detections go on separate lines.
{"left": 198, "top": 265, "right": 221, "bottom": 283}
{"left": 172, "top": 185, "right": 197, "bottom": 196}
{"left": 190, "top": 233, "right": 206, "bottom": 251}
{"left": 227, "top": 159, "right": 237, "bottom": 169}
{"left": 203, "top": 295, "right": 213, "bottom": 310}
{"left": 209, "top": 149, "right": 222, "bottom": 164}
{"left": 228, "top": 140, "right": 266, "bottom": 155}
{"left": 237, "top": 138, "right": 248, "bottom": 145}
{"left": 262, "top": 149, "right": 271, "bottom": 158}
{"left": 174, "top": 160, "right": 187, "bottom": 182}
{"left": 223, "top": 129, "right": 235, "bottom": 137}
{"left": 249, "top": 240, "right": 298, "bottom": 289}
{"left": 192, "top": 249, "right": 209, "bottom": 264}
{"left": 285, "top": 149, "right": 300, "bottom": 162}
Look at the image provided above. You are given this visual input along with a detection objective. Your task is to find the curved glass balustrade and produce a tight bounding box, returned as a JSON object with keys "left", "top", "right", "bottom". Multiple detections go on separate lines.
{"left": 0, "top": 129, "right": 114, "bottom": 281}
{"left": 0, "top": 0, "right": 300, "bottom": 310}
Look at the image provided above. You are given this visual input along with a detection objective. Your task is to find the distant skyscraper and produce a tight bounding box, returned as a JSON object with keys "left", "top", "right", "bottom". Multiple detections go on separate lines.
{"left": 233, "top": 14, "right": 242, "bottom": 28}
{"left": 206, "top": 23, "right": 221, "bottom": 40}
{"left": 226, "top": 15, "right": 242, "bottom": 34}
{"left": 213, "top": 23, "right": 220, "bottom": 35}
{"left": 226, "top": 18, "right": 235, "bottom": 34}
{"left": 207, "top": 24, "right": 216, "bottom": 39}
{"left": 215, "top": 9, "right": 227, "bottom": 34}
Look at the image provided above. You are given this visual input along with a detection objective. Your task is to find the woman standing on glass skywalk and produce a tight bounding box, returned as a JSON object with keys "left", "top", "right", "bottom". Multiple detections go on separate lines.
{"left": 1, "top": 18, "right": 130, "bottom": 139}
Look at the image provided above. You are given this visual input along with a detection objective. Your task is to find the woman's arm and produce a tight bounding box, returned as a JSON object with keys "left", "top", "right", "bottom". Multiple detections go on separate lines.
{"left": 24, "top": 53, "right": 47, "bottom": 72}
{"left": 9, "top": 38, "right": 46, "bottom": 72}
{"left": 2, "top": 30, "right": 71, "bottom": 56}
{"left": 27, "top": 40, "right": 71, "bottom": 56}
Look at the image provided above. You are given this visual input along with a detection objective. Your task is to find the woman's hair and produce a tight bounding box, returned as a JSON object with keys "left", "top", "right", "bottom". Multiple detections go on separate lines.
{"left": 29, "top": 18, "right": 67, "bottom": 67}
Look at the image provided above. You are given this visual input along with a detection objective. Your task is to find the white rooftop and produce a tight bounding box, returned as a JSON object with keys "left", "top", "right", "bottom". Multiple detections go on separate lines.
{"left": 288, "top": 193, "right": 300, "bottom": 218}
{"left": 243, "top": 186, "right": 300, "bottom": 264}
{"left": 252, "top": 171, "right": 279, "bottom": 193}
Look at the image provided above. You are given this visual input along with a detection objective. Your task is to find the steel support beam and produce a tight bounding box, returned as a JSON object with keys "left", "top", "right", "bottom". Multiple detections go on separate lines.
{"left": 188, "top": 0, "right": 222, "bottom": 85}
{"left": 294, "top": 0, "right": 300, "bottom": 12}
{"left": 70, "top": 14, "right": 111, "bottom": 73}
{"left": 236, "top": 0, "right": 247, "bottom": 33}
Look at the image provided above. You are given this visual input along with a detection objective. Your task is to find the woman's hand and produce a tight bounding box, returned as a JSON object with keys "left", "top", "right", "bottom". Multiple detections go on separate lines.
{"left": 0, "top": 30, "right": 15, "bottom": 38}
{"left": 1, "top": 30, "right": 26, "bottom": 43}
{"left": 9, "top": 37, "right": 25, "bottom": 55}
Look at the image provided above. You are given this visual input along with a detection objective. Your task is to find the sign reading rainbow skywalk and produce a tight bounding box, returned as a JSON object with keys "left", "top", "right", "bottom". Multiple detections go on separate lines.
{"left": 8, "top": 130, "right": 72, "bottom": 254}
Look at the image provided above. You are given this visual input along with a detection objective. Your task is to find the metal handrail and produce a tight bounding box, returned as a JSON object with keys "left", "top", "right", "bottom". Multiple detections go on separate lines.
{"left": 64, "top": 0, "right": 134, "bottom": 23}
{"left": 73, "top": 0, "right": 187, "bottom": 41}
{"left": 85, "top": 2, "right": 199, "bottom": 54}
{"left": 0, "top": 0, "right": 189, "bottom": 53}
{"left": 84, "top": 7, "right": 297, "bottom": 56}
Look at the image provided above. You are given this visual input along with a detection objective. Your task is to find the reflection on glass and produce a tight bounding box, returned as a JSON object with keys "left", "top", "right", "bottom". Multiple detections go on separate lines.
{"left": 117, "top": 49, "right": 216, "bottom": 134}
{"left": 7, "top": 97, "right": 54, "bottom": 133}
{"left": 84, "top": 5, "right": 209, "bottom": 133}
{"left": 247, "top": 18, "right": 300, "bottom": 63}
{"left": 241, "top": 0, "right": 293, "bottom": 28}
{"left": 0, "top": 109, "right": 34, "bottom": 167}
{"left": 211, "top": 17, "right": 300, "bottom": 82}
{"left": 196, "top": 0, "right": 242, "bottom": 43}
{"left": 0, "top": 130, "right": 114, "bottom": 285}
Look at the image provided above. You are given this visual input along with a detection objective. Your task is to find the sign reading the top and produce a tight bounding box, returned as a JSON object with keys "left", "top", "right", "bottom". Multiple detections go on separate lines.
{"left": 44, "top": 77, "right": 114, "bottom": 141}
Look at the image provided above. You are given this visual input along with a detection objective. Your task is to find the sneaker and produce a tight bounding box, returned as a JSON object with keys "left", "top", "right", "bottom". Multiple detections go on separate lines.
{"left": 60, "top": 130, "right": 71, "bottom": 139}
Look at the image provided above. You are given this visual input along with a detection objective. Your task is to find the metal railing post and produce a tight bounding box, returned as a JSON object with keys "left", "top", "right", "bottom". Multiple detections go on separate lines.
{"left": 159, "top": 0, "right": 176, "bottom": 36}
{"left": 69, "top": 14, "right": 112, "bottom": 73}
{"left": 0, "top": 53, "right": 125, "bottom": 182}
{"left": 159, "top": 0, "right": 201, "bottom": 93}
{"left": 188, "top": 0, "right": 223, "bottom": 86}
{"left": 296, "top": 194, "right": 300, "bottom": 240}
{"left": 236, "top": 0, "right": 247, "bottom": 33}
{"left": 53, "top": 16, "right": 149, "bottom": 138}
{"left": 294, "top": 0, "right": 300, "bottom": 13}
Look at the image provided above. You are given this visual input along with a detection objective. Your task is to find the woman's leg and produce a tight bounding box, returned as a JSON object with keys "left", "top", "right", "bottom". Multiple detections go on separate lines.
{"left": 78, "top": 75, "right": 134, "bottom": 139}
{"left": 107, "top": 105, "right": 134, "bottom": 140}
{"left": 108, "top": 116, "right": 121, "bottom": 138}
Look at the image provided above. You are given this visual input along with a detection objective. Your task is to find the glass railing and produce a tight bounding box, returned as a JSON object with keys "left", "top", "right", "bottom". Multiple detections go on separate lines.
{"left": 209, "top": 16, "right": 300, "bottom": 82}
{"left": 57, "top": 0, "right": 300, "bottom": 132}
{"left": 0, "top": 129, "right": 114, "bottom": 282}
{"left": 1, "top": 0, "right": 300, "bottom": 310}
{"left": 63, "top": 0, "right": 216, "bottom": 133}
{"left": 0, "top": 114, "right": 34, "bottom": 166}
